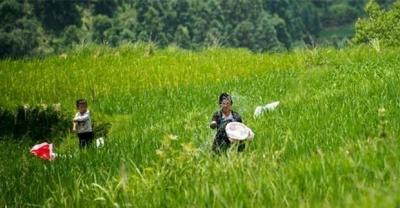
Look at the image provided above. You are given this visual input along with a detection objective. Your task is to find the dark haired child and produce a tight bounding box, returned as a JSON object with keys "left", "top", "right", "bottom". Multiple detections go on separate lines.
{"left": 210, "top": 93, "right": 245, "bottom": 153}
{"left": 73, "top": 99, "right": 93, "bottom": 149}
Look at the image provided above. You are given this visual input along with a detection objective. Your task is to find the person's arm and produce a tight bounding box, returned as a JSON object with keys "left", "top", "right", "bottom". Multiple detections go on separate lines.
{"left": 210, "top": 112, "right": 218, "bottom": 129}
{"left": 72, "top": 121, "right": 77, "bottom": 132}
{"left": 73, "top": 111, "right": 90, "bottom": 122}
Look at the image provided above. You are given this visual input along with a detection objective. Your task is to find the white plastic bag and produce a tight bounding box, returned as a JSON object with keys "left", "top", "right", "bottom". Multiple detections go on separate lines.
{"left": 96, "top": 137, "right": 105, "bottom": 148}
{"left": 254, "top": 101, "right": 280, "bottom": 118}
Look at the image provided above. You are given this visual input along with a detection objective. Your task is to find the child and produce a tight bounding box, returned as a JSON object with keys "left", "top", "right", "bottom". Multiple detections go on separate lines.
{"left": 210, "top": 93, "right": 245, "bottom": 153}
{"left": 73, "top": 99, "right": 93, "bottom": 148}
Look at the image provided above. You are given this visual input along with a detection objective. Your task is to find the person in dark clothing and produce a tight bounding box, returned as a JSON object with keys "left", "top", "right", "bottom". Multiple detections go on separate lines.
{"left": 210, "top": 93, "right": 245, "bottom": 153}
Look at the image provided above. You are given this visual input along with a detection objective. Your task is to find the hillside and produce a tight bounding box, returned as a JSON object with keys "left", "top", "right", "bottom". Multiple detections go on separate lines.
{"left": 1, "top": 0, "right": 380, "bottom": 58}
{"left": 0, "top": 45, "right": 400, "bottom": 207}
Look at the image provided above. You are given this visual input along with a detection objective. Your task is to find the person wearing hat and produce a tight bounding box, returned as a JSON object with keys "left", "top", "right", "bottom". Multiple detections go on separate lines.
{"left": 210, "top": 92, "right": 245, "bottom": 153}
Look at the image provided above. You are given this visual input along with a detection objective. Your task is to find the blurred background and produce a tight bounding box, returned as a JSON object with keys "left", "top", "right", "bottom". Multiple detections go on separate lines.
{"left": 0, "top": 0, "right": 396, "bottom": 58}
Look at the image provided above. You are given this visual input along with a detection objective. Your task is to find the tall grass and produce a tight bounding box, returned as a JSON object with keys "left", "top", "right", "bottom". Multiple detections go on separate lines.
{"left": 0, "top": 44, "right": 400, "bottom": 207}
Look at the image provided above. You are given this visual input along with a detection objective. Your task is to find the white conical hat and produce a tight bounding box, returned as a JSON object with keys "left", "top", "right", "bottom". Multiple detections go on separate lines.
{"left": 225, "top": 122, "right": 254, "bottom": 141}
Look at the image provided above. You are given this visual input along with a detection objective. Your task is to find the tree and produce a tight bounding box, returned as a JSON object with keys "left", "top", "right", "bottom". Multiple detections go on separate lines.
{"left": 174, "top": 25, "right": 191, "bottom": 48}
{"left": 0, "top": 18, "right": 40, "bottom": 58}
{"left": 203, "top": 20, "right": 224, "bottom": 47}
{"left": 92, "top": 0, "right": 118, "bottom": 17}
{"left": 232, "top": 20, "right": 256, "bottom": 49}
{"left": 0, "top": 0, "right": 379, "bottom": 58}
{"left": 33, "top": 0, "right": 81, "bottom": 32}
{"left": 376, "top": 0, "right": 396, "bottom": 8}
{"left": 255, "top": 13, "right": 283, "bottom": 52}
{"left": 353, "top": 0, "right": 400, "bottom": 46}
{"left": 326, "top": 3, "right": 359, "bottom": 26}
{"left": 0, "top": 0, "right": 41, "bottom": 58}
{"left": 271, "top": 16, "right": 292, "bottom": 49}
{"left": 62, "top": 25, "right": 82, "bottom": 47}
{"left": 0, "top": 0, "right": 24, "bottom": 30}
{"left": 104, "top": 7, "right": 138, "bottom": 45}
{"left": 301, "top": 4, "right": 321, "bottom": 34}
{"left": 92, "top": 15, "right": 113, "bottom": 44}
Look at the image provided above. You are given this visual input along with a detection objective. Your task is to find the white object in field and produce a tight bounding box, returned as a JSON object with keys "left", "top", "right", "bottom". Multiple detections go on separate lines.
{"left": 253, "top": 101, "right": 280, "bottom": 118}
{"left": 225, "top": 122, "right": 255, "bottom": 141}
{"left": 96, "top": 137, "right": 105, "bottom": 148}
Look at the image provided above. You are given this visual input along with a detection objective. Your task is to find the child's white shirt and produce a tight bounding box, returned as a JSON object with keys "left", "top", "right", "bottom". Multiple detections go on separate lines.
{"left": 73, "top": 110, "right": 92, "bottom": 133}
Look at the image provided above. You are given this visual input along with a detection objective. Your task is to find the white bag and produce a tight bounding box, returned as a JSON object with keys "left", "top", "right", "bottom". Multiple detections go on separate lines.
{"left": 96, "top": 137, "right": 105, "bottom": 148}
{"left": 254, "top": 101, "right": 280, "bottom": 118}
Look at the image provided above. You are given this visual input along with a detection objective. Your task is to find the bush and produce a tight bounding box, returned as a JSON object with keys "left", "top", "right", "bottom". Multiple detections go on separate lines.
{"left": 0, "top": 107, "right": 14, "bottom": 137}
{"left": 2, "top": 104, "right": 71, "bottom": 141}
{"left": 353, "top": 0, "right": 400, "bottom": 46}
{"left": 92, "top": 15, "right": 113, "bottom": 44}
{"left": 327, "top": 3, "right": 359, "bottom": 25}
{"left": 0, "top": 18, "right": 41, "bottom": 58}
{"left": 1, "top": 104, "right": 112, "bottom": 142}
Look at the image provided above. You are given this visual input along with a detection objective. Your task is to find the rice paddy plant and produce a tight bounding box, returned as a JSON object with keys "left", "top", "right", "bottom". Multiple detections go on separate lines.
{"left": 0, "top": 44, "right": 400, "bottom": 207}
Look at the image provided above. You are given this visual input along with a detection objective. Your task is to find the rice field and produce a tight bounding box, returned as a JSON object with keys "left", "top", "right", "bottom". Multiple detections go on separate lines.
{"left": 1, "top": 44, "right": 400, "bottom": 207}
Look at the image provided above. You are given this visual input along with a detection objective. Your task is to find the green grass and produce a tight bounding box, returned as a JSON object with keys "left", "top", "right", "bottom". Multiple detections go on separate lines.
{"left": 1, "top": 44, "right": 400, "bottom": 207}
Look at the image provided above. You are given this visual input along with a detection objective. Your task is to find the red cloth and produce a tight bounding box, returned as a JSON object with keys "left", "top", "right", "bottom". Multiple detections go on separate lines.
{"left": 30, "top": 142, "right": 55, "bottom": 161}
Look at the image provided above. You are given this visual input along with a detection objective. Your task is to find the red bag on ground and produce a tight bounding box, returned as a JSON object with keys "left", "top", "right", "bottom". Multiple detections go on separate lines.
{"left": 30, "top": 142, "right": 55, "bottom": 161}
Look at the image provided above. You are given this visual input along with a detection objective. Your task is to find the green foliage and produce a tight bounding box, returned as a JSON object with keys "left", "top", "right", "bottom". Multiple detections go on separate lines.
{"left": 1, "top": 46, "right": 400, "bottom": 206}
{"left": 0, "top": 0, "right": 384, "bottom": 58}
{"left": 60, "top": 25, "right": 83, "bottom": 49}
{"left": 174, "top": 25, "right": 190, "bottom": 48}
{"left": 330, "top": 3, "right": 359, "bottom": 24}
{"left": 0, "top": 102, "right": 111, "bottom": 141}
{"left": 92, "top": 0, "right": 118, "bottom": 17}
{"left": 93, "top": 122, "right": 112, "bottom": 138}
{"left": 0, "top": 0, "right": 41, "bottom": 58}
{"left": 0, "top": 0, "right": 24, "bottom": 28}
{"left": 0, "top": 104, "right": 70, "bottom": 141}
{"left": 92, "top": 15, "right": 113, "bottom": 44}
{"left": 0, "top": 107, "right": 14, "bottom": 137}
{"left": 33, "top": 0, "right": 81, "bottom": 32}
{"left": 271, "top": 16, "right": 292, "bottom": 48}
{"left": 0, "top": 18, "right": 41, "bottom": 58}
{"left": 256, "top": 13, "right": 285, "bottom": 51}
{"left": 322, "top": 2, "right": 362, "bottom": 26}
{"left": 353, "top": 0, "right": 400, "bottom": 46}
{"left": 376, "top": 0, "right": 397, "bottom": 8}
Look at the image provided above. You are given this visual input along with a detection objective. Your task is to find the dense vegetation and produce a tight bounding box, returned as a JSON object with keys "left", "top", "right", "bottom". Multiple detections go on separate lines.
{"left": 1, "top": 44, "right": 400, "bottom": 207}
{"left": 0, "top": 104, "right": 70, "bottom": 141}
{"left": 353, "top": 0, "right": 400, "bottom": 47}
{"left": 4, "top": 0, "right": 398, "bottom": 58}
{"left": 2, "top": 0, "right": 400, "bottom": 207}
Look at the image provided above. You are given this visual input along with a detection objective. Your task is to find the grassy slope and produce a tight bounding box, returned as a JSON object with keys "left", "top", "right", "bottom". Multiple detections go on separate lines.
{"left": 0, "top": 44, "right": 400, "bottom": 207}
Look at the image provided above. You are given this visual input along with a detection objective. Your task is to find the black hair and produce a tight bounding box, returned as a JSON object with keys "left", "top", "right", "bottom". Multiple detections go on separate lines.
{"left": 76, "top": 99, "right": 87, "bottom": 108}
{"left": 219, "top": 93, "right": 233, "bottom": 105}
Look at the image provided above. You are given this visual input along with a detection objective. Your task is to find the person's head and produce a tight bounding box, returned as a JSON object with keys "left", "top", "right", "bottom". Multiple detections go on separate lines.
{"left": 219, "top": 93, "right": 233, "bottom": 113}
{"left": 76, "top": 99, "right": 88, "bottom": 113}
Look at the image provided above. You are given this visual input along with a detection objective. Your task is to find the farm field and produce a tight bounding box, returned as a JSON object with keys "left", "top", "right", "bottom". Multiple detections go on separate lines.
{"left": 1, "top": 45, "right": 400, "bottom": 207}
